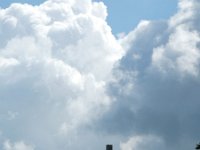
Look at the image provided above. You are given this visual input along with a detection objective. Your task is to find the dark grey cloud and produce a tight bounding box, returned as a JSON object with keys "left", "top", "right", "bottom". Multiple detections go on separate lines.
{"left": 97, "top": 0, "right": 200, "bottom": 149}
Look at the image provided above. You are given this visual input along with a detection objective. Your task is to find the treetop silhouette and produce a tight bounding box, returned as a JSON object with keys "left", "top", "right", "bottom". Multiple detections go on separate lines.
{"left": 196, "top": 143, "right": 200, "bottom": 149}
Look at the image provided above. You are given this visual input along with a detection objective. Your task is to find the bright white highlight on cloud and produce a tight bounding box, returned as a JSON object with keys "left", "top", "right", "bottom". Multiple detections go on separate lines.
{"left": 0, "top": 0, "right": 200, "bottom": 149}
{"left": 0, "top": 0, "right": 122, "bottom": 149}
{"left": 120, "top": 135, "right": 164, "bottom": 150}
{"left": 3, "top": 140, "right": 34, "bottom": 150}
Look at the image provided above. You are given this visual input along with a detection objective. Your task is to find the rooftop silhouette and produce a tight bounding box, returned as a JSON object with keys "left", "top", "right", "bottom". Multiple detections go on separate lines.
{"left": 106, "top": 144, "right": 113, "bottom": 150}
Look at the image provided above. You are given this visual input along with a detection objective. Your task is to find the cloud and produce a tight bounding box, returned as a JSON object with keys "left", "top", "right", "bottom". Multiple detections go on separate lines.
{"left": 1, "top": 0, "right": 200, "bottom": 149}
{"left": 3, "top": 140, "right": 34, "bottom": 150}
{"left": 0, "top": 0, "right": 123, "bottom": 149}
{"left": 120, "top": 135, "right": 165, "bottom": 150}
{"left": 100, "top": 0, "right": 200, "bottom": 149}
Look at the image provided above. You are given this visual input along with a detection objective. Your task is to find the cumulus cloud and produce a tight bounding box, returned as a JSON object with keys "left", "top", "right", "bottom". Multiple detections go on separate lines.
{"left": 100, "top": 0, "right": 200, "bottom": 150}
{"left": 0, "top": 0, "right": 122, "bottom": 149}
{"left": 1, "top": 0, "right": 200, "bottom": 149}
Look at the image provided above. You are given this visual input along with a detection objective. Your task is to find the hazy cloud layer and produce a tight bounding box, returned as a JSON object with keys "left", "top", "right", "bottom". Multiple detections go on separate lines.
{"left": 0, "top": 0, "right": 200, "bottom": 150}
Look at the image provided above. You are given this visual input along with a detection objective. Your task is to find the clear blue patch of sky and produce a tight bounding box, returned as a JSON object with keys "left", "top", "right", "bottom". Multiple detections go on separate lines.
{"left": 0, "top": 0, "right": 45, "bottom": 7}
{"left": 0, "top": 0, "right": 178, "bottom": 34}
{"left": 101, "top": 0, "right": 178, "bottom": 34}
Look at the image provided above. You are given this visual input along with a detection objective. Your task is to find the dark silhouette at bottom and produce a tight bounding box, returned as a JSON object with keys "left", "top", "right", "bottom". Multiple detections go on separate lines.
{"left": 105, "top": 142, "right": 200, "bottom": 150}
{"left": 106, "top": 145, "right": 113, "bottom": 150}
{"left": 196, "top": 143, "right": 200, "bottom": 149}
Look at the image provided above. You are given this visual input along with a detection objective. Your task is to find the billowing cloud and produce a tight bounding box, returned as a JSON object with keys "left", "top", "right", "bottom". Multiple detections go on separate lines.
{"left": 0, "top": 0, "right": 123, "bottom": 149}
{"left": 1, "top": 0, "right": 200, "bottom": 149}
{"left": 100, "top": 0, "right": 200, "bottom": 150}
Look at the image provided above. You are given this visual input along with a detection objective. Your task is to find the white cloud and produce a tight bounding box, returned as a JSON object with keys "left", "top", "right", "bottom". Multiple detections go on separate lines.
{"left": 120, "top": 135, "right": 164, "bottom": 150}
{"left": 0, "top": 0, "right": 123, "bottom": 149}
{"left": 1, "top": 0, "right": 200, "bottom": 149}
{"left": 3, "top": 140, "right": 34, "bottom": 150}
{"left": 152, "top": 25, "right": 200, "bottom": 76}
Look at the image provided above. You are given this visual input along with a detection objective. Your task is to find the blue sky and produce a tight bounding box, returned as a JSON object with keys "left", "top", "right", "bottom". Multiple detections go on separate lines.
{"left": 99, "top": 0, "right": 178, "bottom": 33}
{"left": 0, "top": 0, "right": 178, "bottom": 34}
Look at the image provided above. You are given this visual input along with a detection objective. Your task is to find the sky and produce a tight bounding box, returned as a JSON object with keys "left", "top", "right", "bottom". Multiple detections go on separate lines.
{"left": 0, "top": 0, "right": 178, "bottom": 34}
{"left": 100, "top": 0, "right": 178, "bottom": 33}
{"left": 0, "top": 0, "right": 200, "bottom": 150}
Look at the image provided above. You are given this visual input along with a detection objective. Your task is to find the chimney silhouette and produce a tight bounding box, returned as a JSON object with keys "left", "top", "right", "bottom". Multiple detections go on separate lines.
{"left": 106, "top": 145, "right": 113, "bottom": 150}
